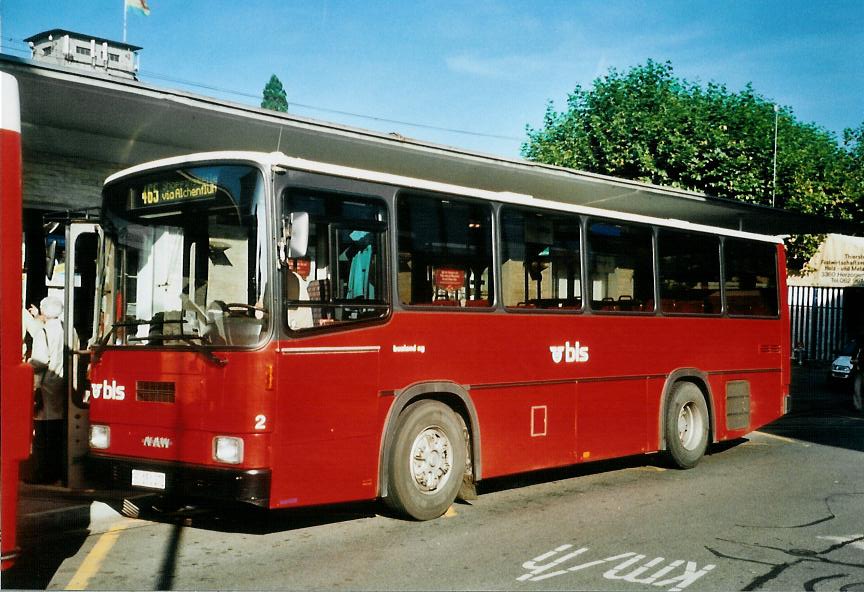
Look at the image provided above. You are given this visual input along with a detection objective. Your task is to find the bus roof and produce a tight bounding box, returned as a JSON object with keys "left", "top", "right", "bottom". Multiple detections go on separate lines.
{"left": 105, "top": 150, "right": 784, "bottom": 244}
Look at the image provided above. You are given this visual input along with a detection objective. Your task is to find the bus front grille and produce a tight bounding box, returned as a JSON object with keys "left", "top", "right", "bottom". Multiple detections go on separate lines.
{"left": 136, "top": 381, "right": 176, "bottom": 403}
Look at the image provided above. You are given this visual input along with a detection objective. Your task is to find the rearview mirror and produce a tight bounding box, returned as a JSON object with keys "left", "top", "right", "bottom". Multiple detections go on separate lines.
{"left": 286, "top": 212, "right": 309, "bottom": 258}
{"left": 45, "top": 239, "right": 57, "bottom": 281}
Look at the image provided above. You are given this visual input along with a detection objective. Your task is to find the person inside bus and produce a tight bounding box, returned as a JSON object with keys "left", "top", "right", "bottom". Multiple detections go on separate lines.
{"left": 284, "top": 258, "right": 313, "bottom": 330}
{"left": 22, "top": 296, "right": 66, "bottom": 484}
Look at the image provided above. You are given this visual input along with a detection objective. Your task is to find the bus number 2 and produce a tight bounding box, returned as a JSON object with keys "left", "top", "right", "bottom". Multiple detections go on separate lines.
{"left": 255, "top": 415, "right": 267, "bottom": 430}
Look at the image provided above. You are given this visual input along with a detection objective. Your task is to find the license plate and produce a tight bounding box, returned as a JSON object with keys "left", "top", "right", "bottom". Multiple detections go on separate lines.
{"left": 131, "top": 469, "right": 166, "bottom": 490}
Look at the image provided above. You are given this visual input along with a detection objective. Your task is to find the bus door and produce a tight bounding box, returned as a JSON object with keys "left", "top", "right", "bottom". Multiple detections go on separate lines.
{"left": 276, "top": 182, "right": 389, "bottom": 506}
{"left": 63, "top": 221, "right": 100, "bottom": 488}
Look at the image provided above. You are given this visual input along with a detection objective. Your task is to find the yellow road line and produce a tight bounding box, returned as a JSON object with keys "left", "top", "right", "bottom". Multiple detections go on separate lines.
{"left": 65, "top": 521, "right": 135, "bottom": 590}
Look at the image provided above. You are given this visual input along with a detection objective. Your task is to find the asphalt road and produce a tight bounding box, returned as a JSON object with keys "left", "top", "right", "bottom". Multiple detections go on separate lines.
{"left": 6, "top": 367, "right": 864, "bottom": 591}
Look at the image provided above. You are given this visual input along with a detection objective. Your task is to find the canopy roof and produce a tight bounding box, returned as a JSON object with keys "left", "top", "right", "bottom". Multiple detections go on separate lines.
{"left": 3, "top": 53, "right": 861, "bottom": 237}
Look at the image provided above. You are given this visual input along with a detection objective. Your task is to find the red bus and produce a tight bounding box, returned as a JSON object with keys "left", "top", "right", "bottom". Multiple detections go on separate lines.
{"left": 1, "top": 72, "right": 34, "bottom": 569}
{"left": 88, "top": 151, "right": 790, "bottom": 520}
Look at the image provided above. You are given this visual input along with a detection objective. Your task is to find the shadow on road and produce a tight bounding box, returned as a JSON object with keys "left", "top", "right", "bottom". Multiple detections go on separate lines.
{"left": 476, "top": 455, "right": 653, "bottom": 496}
{"left": 475, "top": 437, "right": 749, "bottom": 498}
{"left": 760, "top": 363, "right": 864, "bottom": 452}
{"left": 121, "top": 496, "right": 381, "bottom": 536}
{"left": 155, "top": 523, "right": 184, "bottom": 591}
{"left": 2, "top": 509, "right": 90, "bottom": 590}
{"left": 127, "top": 438, "right": 753, "bottom": 538}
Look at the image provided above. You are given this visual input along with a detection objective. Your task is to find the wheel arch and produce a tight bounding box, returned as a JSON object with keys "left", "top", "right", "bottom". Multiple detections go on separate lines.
{"left": 378, "top": 381, "right": 481, "bottom": 498}
{"left": 658, "top": 369, "right": 716, "bottom": 451}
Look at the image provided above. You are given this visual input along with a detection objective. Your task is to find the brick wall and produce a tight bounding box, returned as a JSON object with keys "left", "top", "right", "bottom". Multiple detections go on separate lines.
{"left": 23, "top": 150, "right": 122, "bottom": 210}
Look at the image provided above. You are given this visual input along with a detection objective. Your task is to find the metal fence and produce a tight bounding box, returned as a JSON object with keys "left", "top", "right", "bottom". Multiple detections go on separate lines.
{"left": 788, "top": 286, "right": 847, "bottom": 362}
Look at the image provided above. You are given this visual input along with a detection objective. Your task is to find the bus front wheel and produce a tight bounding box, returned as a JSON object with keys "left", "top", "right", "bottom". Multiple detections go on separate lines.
{"left": 663, "top": 382, "right": 709, "bottom": 469}
{"left": 384, "top": 400, "right": 466, "bottom": 521}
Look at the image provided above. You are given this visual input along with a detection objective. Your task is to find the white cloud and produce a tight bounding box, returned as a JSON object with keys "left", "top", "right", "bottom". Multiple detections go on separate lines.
{"left": 445, "top": 52, "right": 551, "bottom": 80}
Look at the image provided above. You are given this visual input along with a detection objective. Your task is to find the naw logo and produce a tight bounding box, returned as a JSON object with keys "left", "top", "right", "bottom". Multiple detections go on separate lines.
{"left": 90, "top": 379, "right": 126, "bottom": 401}
{"left": 142, "top": 436, "right": 171, "bottom": 449}
{"left": 550, "top": 341, "right": 589, "bottom": 364}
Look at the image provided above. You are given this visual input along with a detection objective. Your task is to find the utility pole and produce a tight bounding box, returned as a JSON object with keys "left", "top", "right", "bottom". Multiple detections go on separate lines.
{"left": 772, "top": 104, "right": 779, "bottom": 208}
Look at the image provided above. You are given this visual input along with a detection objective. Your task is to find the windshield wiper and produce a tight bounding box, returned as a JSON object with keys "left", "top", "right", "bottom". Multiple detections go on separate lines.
{"left": 133, "top": 333, "right": 228, "bottom": 367}
{"left": 90, "top": 320, "right": 139, "bottom": 365}
{"left": 91, "top": 319, "right": 228, "bottom": 367}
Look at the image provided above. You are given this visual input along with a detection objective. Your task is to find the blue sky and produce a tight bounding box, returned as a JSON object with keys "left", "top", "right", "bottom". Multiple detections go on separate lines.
{"left": 3, "top": 0, "right": 862, "bottom": 158}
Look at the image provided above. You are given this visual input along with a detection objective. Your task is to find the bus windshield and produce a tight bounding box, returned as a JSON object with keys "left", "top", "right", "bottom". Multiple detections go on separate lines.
{"left": 98, "top": 164, "right": 270, "bottom": 348}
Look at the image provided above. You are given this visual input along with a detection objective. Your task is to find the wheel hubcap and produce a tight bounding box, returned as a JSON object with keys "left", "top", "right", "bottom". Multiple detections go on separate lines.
{"left": 410, "top": 427, "right": 452, "bottom": 493}
{"left": 677, "top": 402, "right": 704, "bottom": 450}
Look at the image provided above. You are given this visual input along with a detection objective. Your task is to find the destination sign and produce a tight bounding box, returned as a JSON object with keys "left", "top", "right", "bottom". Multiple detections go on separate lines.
{"left": 133, "top": 179, "right": 220, "bottom": 209}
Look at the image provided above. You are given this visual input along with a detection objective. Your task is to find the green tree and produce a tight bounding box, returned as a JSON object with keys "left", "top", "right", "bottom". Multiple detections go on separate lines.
{"left": 261, "top": 74, "right": 288, "bottom": 112}
{"left": 842, "top": 122, "right": 864, "bottom": 218}
{"left": 522, "top": 61, "right": 863, "bottom": 269}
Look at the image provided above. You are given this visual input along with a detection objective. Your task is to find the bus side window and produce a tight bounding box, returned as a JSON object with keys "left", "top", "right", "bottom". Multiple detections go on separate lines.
{"left": 281, "top": 191, "right": 389, "bottom": 331}
{"left": 724, "top": 238, "right": 779, "bottom": 317}
{"left": 658, "top": 230, "right": 721, "bottom": 315}
{"left": 397, "top": 193, "right": 493, "bottom": 308}
{"left": 587, "top": 219, "right": 654, "bottom": 313}
{"left": 501, "top": 206, "right": 582, "bottom": 310}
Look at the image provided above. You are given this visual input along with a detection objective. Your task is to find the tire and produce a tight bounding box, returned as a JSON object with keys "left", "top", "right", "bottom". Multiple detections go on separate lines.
{"left": 384, "top": 400, "right": 466, "bottom": 521}
{"left": 663, "top": 382, "right": 710, "bottom": 469}
{"left": 853, "top": 373, "right": 863, "bottom": 413}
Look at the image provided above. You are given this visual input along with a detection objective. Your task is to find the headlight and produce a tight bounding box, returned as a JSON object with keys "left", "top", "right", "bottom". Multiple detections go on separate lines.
{"left": 89, "top": 425, "right": 110, "bottom": 449}
{"left": 213, "top": 436, "right": 244, "bottom": 464}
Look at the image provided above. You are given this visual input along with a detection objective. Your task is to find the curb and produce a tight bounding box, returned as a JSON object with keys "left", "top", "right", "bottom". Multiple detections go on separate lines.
{"left": 20, "top": 499, "right": 151, "bottom": 541}
{"left": 89, "top": 501, "right": 126, "bottom": 534}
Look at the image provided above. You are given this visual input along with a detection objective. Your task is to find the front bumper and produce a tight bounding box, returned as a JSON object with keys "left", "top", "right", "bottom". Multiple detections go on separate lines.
{"left": 88, "top": 455, "right": 271, "bottom": 507}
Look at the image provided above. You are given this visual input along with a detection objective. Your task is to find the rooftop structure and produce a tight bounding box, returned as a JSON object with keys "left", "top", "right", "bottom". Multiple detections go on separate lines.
{"left": 24, "top": 29, "right": 141, "bottom": 80}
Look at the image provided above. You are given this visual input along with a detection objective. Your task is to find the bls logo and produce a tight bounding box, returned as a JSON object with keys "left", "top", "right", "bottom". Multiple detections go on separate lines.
{"left": 91, "top": 379, "right": 126, "bottom": 401}
{"left": 550, "top": 341, "right": 590, "bottom": 364}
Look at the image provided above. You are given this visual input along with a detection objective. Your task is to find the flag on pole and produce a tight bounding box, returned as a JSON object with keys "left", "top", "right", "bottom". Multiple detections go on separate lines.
{"left": 126, "top": 0, "right": 151, "bottom": 16}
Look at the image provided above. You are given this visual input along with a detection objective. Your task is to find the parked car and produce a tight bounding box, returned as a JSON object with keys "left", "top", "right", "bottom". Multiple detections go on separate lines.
{"left": 831, "top": 339, "right": 863, "bottom": 412}
{"left": 831, "top": 340, "right": 861, "bottom": 382}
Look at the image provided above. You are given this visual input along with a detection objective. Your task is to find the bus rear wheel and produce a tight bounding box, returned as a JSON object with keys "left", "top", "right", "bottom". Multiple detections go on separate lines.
{"left": 384, "top": 400, "right": 466, "bottom": 521}
{"left": 663, "top": 382, "right": 709, "bottom": 469}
